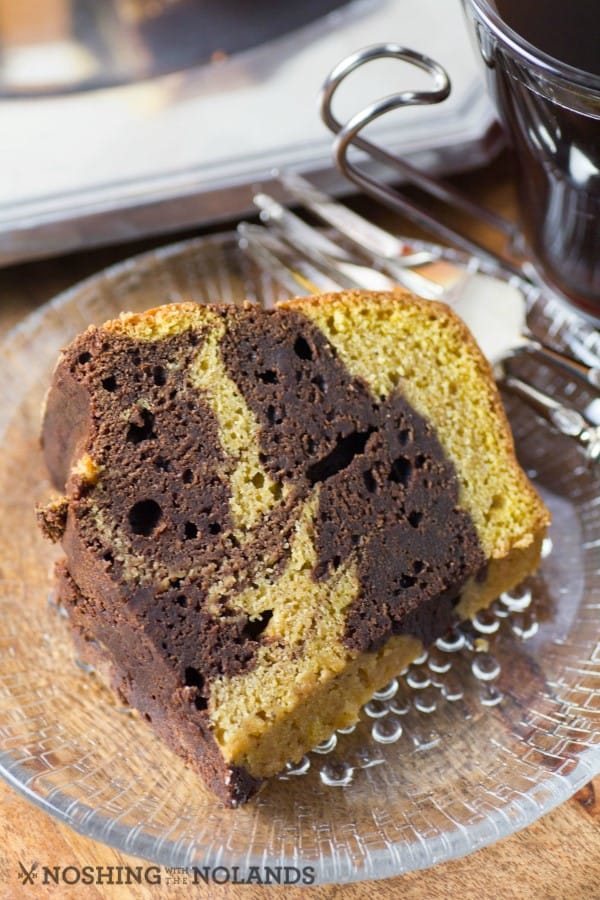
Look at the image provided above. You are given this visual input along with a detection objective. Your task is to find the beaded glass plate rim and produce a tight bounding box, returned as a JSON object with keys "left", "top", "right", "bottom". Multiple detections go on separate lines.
{"left": 0, "top": 746, "right": 598, "bottom": 881}
{"left": 0, "top": 231, "right": 598, "bottom": 883}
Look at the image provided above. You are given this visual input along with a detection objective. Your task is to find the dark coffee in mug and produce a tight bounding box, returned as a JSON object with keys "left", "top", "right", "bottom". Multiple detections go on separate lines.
{"left": 464, "top": 0, "right": 600, "bottom": 316}
{"left": 491, "top": 0, "right": 600, "bottom": 76}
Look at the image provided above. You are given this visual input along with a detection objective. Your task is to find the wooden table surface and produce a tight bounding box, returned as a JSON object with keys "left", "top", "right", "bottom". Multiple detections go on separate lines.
{"left": 0, "top": 156, "right": 598, "bottom": 899}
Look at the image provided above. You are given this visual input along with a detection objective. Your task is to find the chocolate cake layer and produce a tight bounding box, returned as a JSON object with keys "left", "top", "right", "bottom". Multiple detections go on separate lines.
{"left": 56, "top": 560, "right": 260, "bottom": 806}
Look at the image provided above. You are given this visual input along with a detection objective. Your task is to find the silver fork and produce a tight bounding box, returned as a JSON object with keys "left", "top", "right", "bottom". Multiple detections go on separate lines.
{"left": 237, "top": 219, "right": 600, "bottom": 464}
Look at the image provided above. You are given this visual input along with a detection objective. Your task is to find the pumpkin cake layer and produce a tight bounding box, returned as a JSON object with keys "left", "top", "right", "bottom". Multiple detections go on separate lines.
{"left": 38, "top": 291, "right": 550, "bottom": 806}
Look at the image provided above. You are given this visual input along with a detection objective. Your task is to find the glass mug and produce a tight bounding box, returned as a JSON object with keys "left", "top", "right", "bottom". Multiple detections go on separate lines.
{"left": 462, "top": 0, "right": 600, "bottom": 318}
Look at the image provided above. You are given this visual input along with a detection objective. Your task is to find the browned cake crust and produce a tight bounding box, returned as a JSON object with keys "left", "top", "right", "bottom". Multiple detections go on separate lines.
{"left": 38, "top": 291, "right": 550, "bottom": 805}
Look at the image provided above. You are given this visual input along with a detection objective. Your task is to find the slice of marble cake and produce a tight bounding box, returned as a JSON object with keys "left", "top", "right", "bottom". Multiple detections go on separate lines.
{"left": 38, "top": 290, "right": 550, "bottom": 806}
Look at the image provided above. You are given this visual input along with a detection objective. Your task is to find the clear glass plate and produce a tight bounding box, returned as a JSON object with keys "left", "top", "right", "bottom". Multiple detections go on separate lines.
{"left": 0, "top": 233, "right": 598, "bottom": 884}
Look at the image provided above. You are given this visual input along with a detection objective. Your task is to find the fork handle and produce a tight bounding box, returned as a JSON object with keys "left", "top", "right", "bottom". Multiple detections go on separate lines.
{"left": 502, "top": 374, "right": 600, "bottom": 463}
{"left": 524, "top": 336, "right": 600, "bottom": 391}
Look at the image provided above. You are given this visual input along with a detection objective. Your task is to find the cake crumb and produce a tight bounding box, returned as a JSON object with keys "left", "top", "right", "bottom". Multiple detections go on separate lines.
{"left": 36, "top": 495, "right": 69, "bottom": 542}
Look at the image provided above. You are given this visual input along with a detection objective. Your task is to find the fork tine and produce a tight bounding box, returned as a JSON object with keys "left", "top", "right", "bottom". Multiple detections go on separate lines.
{"left": 277, "top": 169, "right": 430, "bottom": 265}
{"left": 237, "top": 223, "right": 344, "bottom": 296}
{"left": 254, "top": 192, "right": 347, "bottom": 261}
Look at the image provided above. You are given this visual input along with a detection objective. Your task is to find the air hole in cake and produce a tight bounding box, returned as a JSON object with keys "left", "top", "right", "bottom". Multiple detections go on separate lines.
{"left": 209, "top": 522, "right": 221, "bottom": 535}
{"left": 389, "top": 456, "right": 412, "bottom": 486}
{"left": 413, "top": 559, "right": 425, "bottom": 573}
{"left": 182, "top": 468, "right": 193, "bottom": 483}
{"left": 155, "top": 456, "right": 171, "bottom": 471}
{"left": 184, "top": 666, "right": 204, "bottom": 688}
{"left": 251, "top": 472, "right": 264, "bottom": 489}
{"left": 257, "top": 370, "right": 278, "bottom": 384}
{"left": 415, "top": 453, "right": 427, "bottom": 469}
{"left": 184, "top": 522, "right": 198, "bottom": 540}
{"left": 398, "top": 428, "right": 411, "bottom": 445}
{"left": 307, "top": 428, "right": 376, "bottom": 485}
{"left": 293, "top": 335, "right": 314, "bottom": 360}
{"left": 266, "top": 404, "right": 277, "bottom": 425}
{"left": 153, "top": 365, "right": 167, "bottom": 386}
{"left": 269, "top": 483, "right": 283, "bottom": 501}
{"left": 363, "top": 469, "right": 378, "bottom": 493}
{"left": 242, "top": 610, "right": 273, "bottom": 641}
{"left": 408, "top": 510, "right": 423, "bottom": 529}
{"left": 102, "top": 550, "right": 114, "bottom": 564}
{"left": 176, "top": 595, "right": 188, "bottom": 607}
{"left": 127, "top": 409, "right": 155, "bottom": 444}
{"left": 184, "top": 666, "right": 208, "bottom": 710}
{"left": 101, "top": 375, "right": 117, "bottom": 392}
{"left": 400, "top": 574, "right": 417, "bottom": 588}
{"left": 128, "top": 499, "right": 162, "bottom": 536}
{"left": 78, "top": 352, "right": 92, "bottom": 365}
